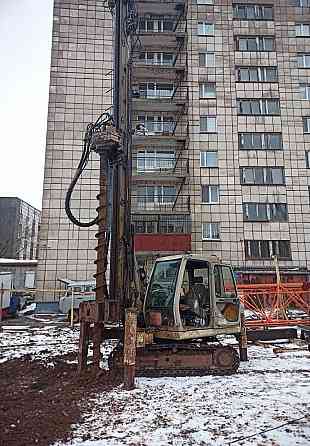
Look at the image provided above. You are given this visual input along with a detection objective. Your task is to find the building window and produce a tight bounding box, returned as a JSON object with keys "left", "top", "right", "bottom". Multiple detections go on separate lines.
{"left": 303, "top": 117, "right": 310, "bottom": 133}
{"left": 235, "top": 36, "right": 275, "bottom": 51}
{"left": 201, "top": 185, "right": 219, "bottom": 203}
{"left": 299, "top": 84, "right": 310, "bottom": 99}
{"left": 132, "top": 214, "right": 191, "bottom": 234}
{"left": 240, "top": 167, "right": 285, "bottom": 185}
{"left": 239, "top": 133, "right": 282, "bottom": 150}
{"left": 233, "top": 4, "right": 273, "bottom": 20}
{"left": 198, "top": 22, "right": 214, "bottom": 35}
{"left": 296, "top": 23, "right": 310, "bottom": 36}
{"left": 244, "top": 240, "right": 291, "bottom": 259}
{"left": 197, "top": 0, "right": 214, "bottom": 4}
{"left": 136, "top": 82, "right": 174, "bottom": 98}
{"left": 202, "top": 222, "right": 220, "bottom": 240}
{"left": 199, "top": 82, "right": 216, "bottom": 98}
{"left": 243, "top": 203, "right": 288, "bottom": 222}
{"left": 200, "top": 116, "right": 217, "bottom": 132}
{"left": 139, "top": 17, "right": 174, "bottom": 33}
{"left": 236, "top": 66, "right": 278, "bottom": 82}
{"left": 237, "top": 99, "right": 280, "bottom": 115}
{"left": 200, "top": 151, "right": 218, "bottom": 167}
{"left": 136, "top": 114, "right": 174, "bottom": 135}
{"left": 199, "top": 52, "right": 215, "bottom": 67}
{"left": 298, "top": 53, "right": 310, "bottom": 68}
{"left": 294, "top": 0, "right": 310, "bottom": 5}
{"left": 306, "top": 151, "right": 310, "bottom": 167}
{"left": 137, "top": 185, "right": 176, "bottom": 204}
{"left": 137, "top": 150, "right": 175, "bottom": 171}
{"left": 138, "top": 52, "right": 174, "bottom": 66}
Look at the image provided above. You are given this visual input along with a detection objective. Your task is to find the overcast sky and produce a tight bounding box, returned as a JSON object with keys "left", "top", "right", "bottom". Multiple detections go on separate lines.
{"left": 0, "top": 0, "right": 54, "bottom": 210}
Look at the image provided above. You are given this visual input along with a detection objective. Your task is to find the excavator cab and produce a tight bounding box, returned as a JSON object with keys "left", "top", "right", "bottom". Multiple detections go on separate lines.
{"left": 143, "top": 254, "right": 241, "bottom": 340}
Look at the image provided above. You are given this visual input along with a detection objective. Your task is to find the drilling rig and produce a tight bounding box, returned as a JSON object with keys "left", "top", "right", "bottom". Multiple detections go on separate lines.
{"left": 65, "top": 0, "right": 247, "bottom": 389}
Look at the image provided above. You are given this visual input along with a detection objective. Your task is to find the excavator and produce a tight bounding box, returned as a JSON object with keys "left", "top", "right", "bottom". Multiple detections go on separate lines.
{"left": 109, "top": 254, "right": 243, "bottom": 377}
{"left": 64, "top": 0, "right": 247, "bottom": 383}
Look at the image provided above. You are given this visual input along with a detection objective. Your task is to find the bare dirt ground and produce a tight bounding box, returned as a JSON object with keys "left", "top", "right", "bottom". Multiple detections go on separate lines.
{"left": 0, "top": 354, "right": 121, "bottom": 446}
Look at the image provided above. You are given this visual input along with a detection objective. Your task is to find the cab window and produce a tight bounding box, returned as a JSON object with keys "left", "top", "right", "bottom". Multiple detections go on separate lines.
{"left": 214, "top": 265, "right": 237, "bottom": 299}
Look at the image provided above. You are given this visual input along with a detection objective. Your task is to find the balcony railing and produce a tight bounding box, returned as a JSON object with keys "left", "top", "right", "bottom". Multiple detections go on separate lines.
{"left": 132, "top": 51, "right": 187, "bottom": 69}
{"left": 132, "top": 213, "right": 191, "bottom": 234}
{"left": 132, "top": 119, "right": 188, "bottom": 138}
{"left": 132, "top": 155, "right": 189, "bottom": 176}
{"left": 131, "top": 193, "right": 190, "bottom": 212}
{"left": 132, "top": 86, "right": 188, "bottom": 102}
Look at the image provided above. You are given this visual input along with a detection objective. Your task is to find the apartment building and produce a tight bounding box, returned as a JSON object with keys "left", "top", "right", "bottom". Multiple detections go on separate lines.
{"left": 0, "top": 197, "right": 40, "bottom": 260}
{"left": 37, "top": 0, "right": 310, "bottom": 296}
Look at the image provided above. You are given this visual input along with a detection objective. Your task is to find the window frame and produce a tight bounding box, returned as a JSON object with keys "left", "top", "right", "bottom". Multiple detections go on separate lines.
{"left": 298, "top": 53, "right": 310, "bottom": 68}
{"left": 197, "top": 22, "right": 215, "bottom": 36}
{"left": 303, "top": 117, "right": 310, "bottom": 133}
{"left": 199, "top": 52, "right": 215, "bottom": 67}
{"left": 243, "top": 202, "right": 288, "bottom": 222}
{"left": 244, "top": 240, "right": 291, "bottom": 260}
{"left": 199, "top": 82, "right": 216, "bottom": 98}
{"left": 236, "top": 66, "right": 278, "bottom": 82}
{"left": 296, "top": 23, "right": 310, "bottom": 37}
{"left": 233, "top": 4, "right": 274, "bottom": 20}
{"left": 240, "top": 167, "right": 285, "bottom": 185}
{"left": 237, "top": 99, "right": 280, "bottom": 116}
{"left": 200, "top": 115, "right": 217, "bottom": 133}
{"left": 202, "top": 222, "right": 220, "bottom": 241}
{"left": 201, "top": 185, "right": 219, "bottom": 204}
{"left": 200, "top": 151, "right": 218, "bottom": 168}
{"left": 239, "top": 133, "right": 283, "bottom": 150}
{"left": 235, "top": 36, "right": 275, "bottom": 52}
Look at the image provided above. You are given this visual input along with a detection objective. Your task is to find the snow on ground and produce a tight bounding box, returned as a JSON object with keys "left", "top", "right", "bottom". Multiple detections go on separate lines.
{"left": 1, "top": 324, "right": 309, "bottom": 446}
{"left": 0, "top": 325, "right": 80, "bottom": 363}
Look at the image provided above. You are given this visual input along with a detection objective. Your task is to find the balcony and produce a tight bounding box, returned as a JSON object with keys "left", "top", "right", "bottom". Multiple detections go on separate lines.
{"left": 131, "top": 192, "right": 190, "bottom": 213}
{"left": 132, "top": 118, "right": 188, "bottom": 146}
{"left": 132, "top": 213, "right": 191, "bottom": 253}
{"left": 134, "top": 233, "right": 191, "bottom": 253}
{"left": 132, "top": 50, "right": 187, "bottom": 81}
{"left": 132, "top": 154, "right": 189, "bottom": 180}
{"left": 135, "top": 0, "right": 187, "bottom": 16}
{"left": 132, "top": 85, "right": 188, "bottom": 112}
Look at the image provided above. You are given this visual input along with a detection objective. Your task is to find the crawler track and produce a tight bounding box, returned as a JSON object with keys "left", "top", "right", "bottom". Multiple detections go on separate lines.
{"left": 109, "top": 343, "right": 240, "bottom": 377}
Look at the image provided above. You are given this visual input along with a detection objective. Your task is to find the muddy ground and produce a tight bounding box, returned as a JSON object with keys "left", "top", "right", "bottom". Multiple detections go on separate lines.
{"left": 0, "top": 354, "right": 121, "bottom": 446}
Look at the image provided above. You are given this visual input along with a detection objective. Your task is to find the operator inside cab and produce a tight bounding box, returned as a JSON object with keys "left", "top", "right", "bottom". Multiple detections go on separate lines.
{"left": 179, "top": 260, "right": 210, "bottom": 327}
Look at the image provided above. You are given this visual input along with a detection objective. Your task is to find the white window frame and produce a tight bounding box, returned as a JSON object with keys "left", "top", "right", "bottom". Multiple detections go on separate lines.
{"left": 304, "top": 117, "right": 310, "bottom": 133}
{"left": 300, "top": 84, "right": 310, "bottom": 99}
{"left": 141, "top": 51, "right": 174, "bottom": 66}
{"left": 199, "top": 82, "right": 216, "bottom": 98}
{"left": 139, "top": 82, "right": 174, "bottom": 98}
{"left": 198, "top": 22, "right": 215, "bottom": 36}
{"left": 296, "top": 23, "right": 310, "bottom": 37}
{"left": 137, "top": 150, "right": 175, "bottom": 171}
{"left": 202, "top": 222, "right": 220, "bottom": 240}
{"left": 200, "top": 151, "right": 218, "bottom": 167}
{"left": 298, "top": 53, "right": 310, "bottom": 68}
{"left": 200, "top": 116, "right": 217, "bottom": 132}
{"left": 199, "top": 52, "right": 215, "bottom": 67}
{"left": 137, "top": 114, "right": 174, "bottom": 134}
{"left": 139, "top": 18, "right": 174, "bottom": 33}
{"left": 201, "top": 185, "right": 219, "bottom": 203}
{"left": 197, "top": 0, "right": 214, "bottom": 4}
{"left": 137, "top": 185, "right": 176, "bottom": 205}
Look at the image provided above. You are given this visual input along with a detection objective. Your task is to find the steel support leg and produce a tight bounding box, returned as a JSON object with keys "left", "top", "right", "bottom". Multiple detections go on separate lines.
{"left": 123, "top": 308, "right": 137, "bottom": 390}
{"left": 239, "top": 313, "right": 248, "bottom": 362}
{"left": 78, "top": 320, "right": 90, "bottom": 374}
